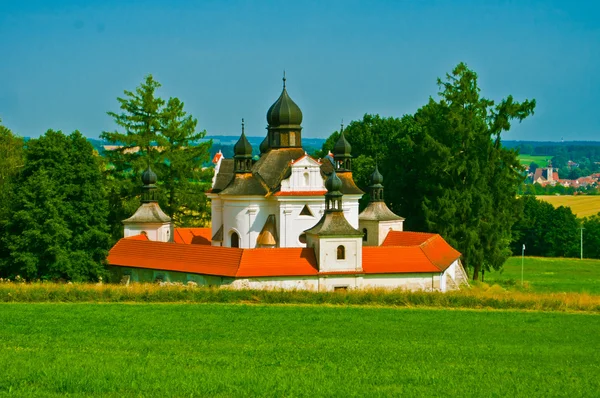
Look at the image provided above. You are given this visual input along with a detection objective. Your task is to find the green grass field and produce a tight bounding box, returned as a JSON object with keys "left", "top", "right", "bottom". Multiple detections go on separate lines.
{"left": 488, "top": 256, "right": 600, "bottom": 294}
{"left": 537, "top": 195, "right": 600, "bottom": 218}
{"left": 518, "top": 154, "right": 551, "bottom": 166}
{"left": 0, "top": 304, "right": 598, "bottom": 397}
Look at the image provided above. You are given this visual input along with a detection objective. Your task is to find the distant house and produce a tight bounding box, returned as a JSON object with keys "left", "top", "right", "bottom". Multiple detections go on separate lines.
{"left": 533, "top": 165, "right": 558, "bottom": 186}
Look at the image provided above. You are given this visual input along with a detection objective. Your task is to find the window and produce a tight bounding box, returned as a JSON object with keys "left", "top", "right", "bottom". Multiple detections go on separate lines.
{"left": 334, "top": 286, "right": 348, "bottom": 292}
{"left": 303, "top": 172, "right": 309, "bottom": 186}
{"left": 362, "top": 228, "right": 368, "bottom": 242}
{"left": 337, "top": 245, "right": 345, "bottom": 260}
{"left": 231, "top": 231, "right": 240, "bottom": 248}
{"left": 300, "top": 205, "right": 313, "bottom": 216}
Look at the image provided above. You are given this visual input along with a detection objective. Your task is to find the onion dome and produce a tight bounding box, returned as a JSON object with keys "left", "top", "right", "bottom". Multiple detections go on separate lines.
{"left": 370, "top": 164, "right": 383, "bottom": 186}
{"left": 333, "top": 129, "right": 352, "bottom": 157}
{"left": 234, "top": 119, "right": 253, "bottom": 173}
{"left": 325, "top": 170, "right": 343, "bottom": 193}
{"left": 266, "top": 75, "right": 303, "bottom": 128}
{"left": 142, "top": 166, "right": 157, "bottom": 185}
{"left": 259, "top": 135, "right": 269, "bottom": 155}
{"left": 234, "top": 125, "right": 252, "bottom": 158}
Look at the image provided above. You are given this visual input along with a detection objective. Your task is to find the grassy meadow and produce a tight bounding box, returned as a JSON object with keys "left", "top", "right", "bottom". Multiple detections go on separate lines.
{"left": 518, "top": 154, "right": 551, "bottom": 167}
{"left": 0, "top": 303, "right": 599, "bottom": 397}
{"left": 537, "top": 195, "right": 600, "bottom": 218}
{"left": 488, "top": 256, "right": 600, "bottom": 294}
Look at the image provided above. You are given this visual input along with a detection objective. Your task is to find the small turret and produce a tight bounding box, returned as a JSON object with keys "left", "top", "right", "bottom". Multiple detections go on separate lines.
{"left": 266, "top": 73, "right": 303, "bottom": 148}
{"left": 234, "top": 119, "right": 253, "bottom": 173}
{"left": 333, "top": 123, "right": 352, "bottom": 171}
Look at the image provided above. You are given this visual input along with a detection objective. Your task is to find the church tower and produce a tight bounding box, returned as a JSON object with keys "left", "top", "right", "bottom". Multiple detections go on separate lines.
{"left": 122, "top": 166, "right": 172, "bottom": 242}
{"left": 265, "top": 74, "right": 303, "bottom": 149}
{"left": 358, "top": 164, "right": 404, "bottom": 246}
{"left": 333, "top": 123, "right": 352, "bottom": 171}
{"left": 234, "top": 119, "right": 253, "bottom": 173}
{"left": 304, "top": 170, "right": 363, "bottom": 272}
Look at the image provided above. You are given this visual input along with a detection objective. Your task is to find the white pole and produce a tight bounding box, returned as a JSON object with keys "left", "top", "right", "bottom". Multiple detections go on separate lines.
{"left": 521, "top": 244, "right": 525, "bottom": 286}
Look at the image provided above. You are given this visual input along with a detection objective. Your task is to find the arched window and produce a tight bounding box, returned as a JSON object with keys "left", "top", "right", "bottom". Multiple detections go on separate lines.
{"left": 337, "top": 245, "right": 345, "bottom": 260}
{"left": 303, "top": 172, "right": 309, "bottom": 186}
{"left": 230, "top": 232, "right": 240, "bottom": 248}
{"left": 362, "top": 228, "right": 368, "bottom": 242}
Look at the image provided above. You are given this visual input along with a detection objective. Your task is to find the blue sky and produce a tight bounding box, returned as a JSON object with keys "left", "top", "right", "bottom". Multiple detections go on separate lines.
{"left": 1, "top": 0, "right": 599, "bottom": 141}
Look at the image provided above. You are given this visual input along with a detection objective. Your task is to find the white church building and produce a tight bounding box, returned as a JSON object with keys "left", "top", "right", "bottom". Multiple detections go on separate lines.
{"left": 107, "top": 78, "right": 468, "bottom": 292}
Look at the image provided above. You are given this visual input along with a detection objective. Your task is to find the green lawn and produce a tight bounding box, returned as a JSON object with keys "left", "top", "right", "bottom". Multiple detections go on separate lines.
{"left": 518, "top": 154, "right": 551, "bottom": 166}
{"left": 0, "top": 304, "right": 598, "bottom": 397}
{"left": 488, "top": 256, "right": 600, "bottom": 294}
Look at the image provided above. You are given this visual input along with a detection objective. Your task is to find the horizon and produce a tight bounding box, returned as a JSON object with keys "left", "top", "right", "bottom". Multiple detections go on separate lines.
{"left": 1, "top": 0, "right": 599, "bottom": 141}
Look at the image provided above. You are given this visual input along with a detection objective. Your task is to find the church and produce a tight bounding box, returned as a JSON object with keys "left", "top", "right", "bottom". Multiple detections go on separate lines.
{"left": 107, "top": 77, "right": 468, "bottom": 291}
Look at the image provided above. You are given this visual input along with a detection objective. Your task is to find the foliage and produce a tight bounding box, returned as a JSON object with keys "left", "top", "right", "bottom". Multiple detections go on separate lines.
{"left": 582, "top": 214, "right": 600, "bottom": 259}
{"left": 0, "top": 121, "right": 25, "bottom": 266}
{"left": 101, "top": 75, "right": 212, "bottom": 240}
{"left": 0, "top": 130, "right": 110, "bottom": 281}
{"left": 0, "top": 304, "right": 598, "bottom": 396}
{"left": 320, "top": 64, "right": 536, "bottom": 279}
{"left": 511, "top": 196, "right": 580, "bottom": 258}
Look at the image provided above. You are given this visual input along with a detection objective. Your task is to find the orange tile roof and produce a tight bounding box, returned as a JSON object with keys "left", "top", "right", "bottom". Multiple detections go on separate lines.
{"left": 108, "top": 239, "right": 241, "bottom": 277}
{"left": 363, "top": 246, "right": 441, "bottom": 273}
{"left": 274, "top": 190, "right": 327, "bottom": 196}
{"left": 108, "top": 230, "right": 460, "bottom": 277}
{"left": 237, "top": 248, "right": 318, "bottom": 277}
{"left": 125, "top": 234, "right": 149, "bottom": 241}
{"left": 382, "top": 231, "right": 436, "bottom": 246}
{"left": 173, "top": 228, "right": 212, "bottom": 245}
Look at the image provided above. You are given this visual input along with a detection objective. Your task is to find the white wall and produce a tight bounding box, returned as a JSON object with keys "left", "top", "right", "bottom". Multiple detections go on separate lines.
{"left": 317, "top": 237, "right": 362, "bottom": 272}
{"left": 221, "top": 197, "right": 276, "bottom": 248}
{"left": 124, "top": 222, "right": 171, "bottom": 242}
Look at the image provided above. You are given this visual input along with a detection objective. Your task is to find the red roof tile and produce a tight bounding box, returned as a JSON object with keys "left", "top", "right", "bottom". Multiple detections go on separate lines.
{"left": 363, "top": 246, "right": 441, "bottom": 273}
{"left": 125, "top": 234, "right": 149, "bottom": 241}
{"left": 237, "top": 248, "right": 318, "bottom": 277}
{"left": 274, "top": 190, "right": 327, "bottom": 196}
{"left": 108, "top": 239, "right": 241, "bottom": 277}
{"left": 382, "top": 231, "right": 436, "bottom": 246}
{"left": 173, "top": 228, "right": 212, "bottom": 245}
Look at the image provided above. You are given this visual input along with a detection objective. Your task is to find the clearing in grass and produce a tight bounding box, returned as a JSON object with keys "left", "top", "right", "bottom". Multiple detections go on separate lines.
{"left": 537, "top": 195, "right": 600, "bottom": 218}
{"left": 488, "top": 256, "right": 600, "bottom": 294}
{"left": 0, "top": 303, "right": 598, "bottom": 397}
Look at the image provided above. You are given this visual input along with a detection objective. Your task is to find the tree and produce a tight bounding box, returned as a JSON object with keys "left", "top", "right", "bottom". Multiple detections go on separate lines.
{"left": 1, "top": 130, "right": 110, "bottom": 281}
{"left": 322, "top": 63, "right": 535, "bottom": 279}
{"left": 582, "top": 214, "right": 600, "bottom": 259}
{"left": 101, "top": 75, "right": 212, "bottom": 239}
{"left": 0, "top": 120, "right": 25, "bottom": 267}
{"left": 529, "top": 161, "right": 539, "bottom": 175}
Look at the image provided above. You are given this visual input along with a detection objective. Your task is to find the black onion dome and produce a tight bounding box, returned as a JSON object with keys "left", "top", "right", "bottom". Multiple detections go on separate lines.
{"left": 325, "top": 170, "right": 343, "bottom": 192}
{"left": 234, "top": 131, "right": 253, "bottom": 157}
{"left": 333, "top": 130, "right": 352, "bottom": 157}
{"left": 142, "top": 166, "right": 157, "bottom": 185}
{"left": 266, "top": 78, "right": 303, "bottom": 127}
{"left": 259, "top": 135, "right": 269, "bottom": 154}
{"left": 370, "top": 164, "right": 383, "bottom": 186}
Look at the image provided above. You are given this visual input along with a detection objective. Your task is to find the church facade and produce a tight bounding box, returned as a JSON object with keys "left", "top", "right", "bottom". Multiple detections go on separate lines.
{"left": 107, "top": 78, "right": 468, "bottom": 292}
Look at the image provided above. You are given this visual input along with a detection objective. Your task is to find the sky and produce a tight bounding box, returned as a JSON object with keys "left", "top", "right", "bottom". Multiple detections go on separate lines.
{"left": 1, "top": 0, "right": 599, "bottom": 141}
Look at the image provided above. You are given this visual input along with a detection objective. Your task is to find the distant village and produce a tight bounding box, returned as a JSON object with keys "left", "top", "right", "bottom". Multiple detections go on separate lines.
{"left": 525, "top": 162, "right": 600, "bottom": 190}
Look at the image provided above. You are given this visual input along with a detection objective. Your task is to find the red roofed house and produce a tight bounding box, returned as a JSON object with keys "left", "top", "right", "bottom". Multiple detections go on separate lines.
{"left": 108, "top": 78, "right": 468, "bottom": 292}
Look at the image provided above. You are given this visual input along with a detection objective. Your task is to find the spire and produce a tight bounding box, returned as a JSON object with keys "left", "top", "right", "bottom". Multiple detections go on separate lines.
{"left": 333, "top": 122, "right": 352, "bottom": 171}
{"left": 266, "top": 74, "right": 303, "bottom": 148}
{"left": 369, "top": 163, "right": 384, "bottom": 202}
{"left": 141, "top": 166, "right": 158, "bottom": 203}
{"left": 234, "top": 118, "right": 253, "bottom": 173}
{"left": 324, "top": 170, "right": 343, "bottom": 212}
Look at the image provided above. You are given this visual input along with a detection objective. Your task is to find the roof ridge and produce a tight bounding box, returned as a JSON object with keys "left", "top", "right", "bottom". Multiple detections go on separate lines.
{"left": 418, "top": 237, "right": 443, "bottom": 272}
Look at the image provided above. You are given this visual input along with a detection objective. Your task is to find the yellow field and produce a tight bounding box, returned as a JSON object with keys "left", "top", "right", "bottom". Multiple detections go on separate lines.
{"left": 537, "top": 195, "right": 600, "bottom": 217}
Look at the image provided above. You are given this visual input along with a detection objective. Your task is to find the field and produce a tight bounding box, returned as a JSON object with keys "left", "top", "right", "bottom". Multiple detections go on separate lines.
{"left": 518, "top": 154, "right": 551, "bottom": 166}
{"left": 488, "top": 256, "right": 600, "bottom": 294}
{"left": 537, "top": 195, "right": 600, "bottom": 218}
{"left": 0, "top": 303, "right": 599, "bottom": 397}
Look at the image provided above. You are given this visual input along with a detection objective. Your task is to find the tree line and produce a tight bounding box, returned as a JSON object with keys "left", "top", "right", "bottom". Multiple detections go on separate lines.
{"left": 0, "top": 76, "right": 212, "bottom": 281}
{"left": 2, "top": 64, "right": 598, "bottom": 282}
